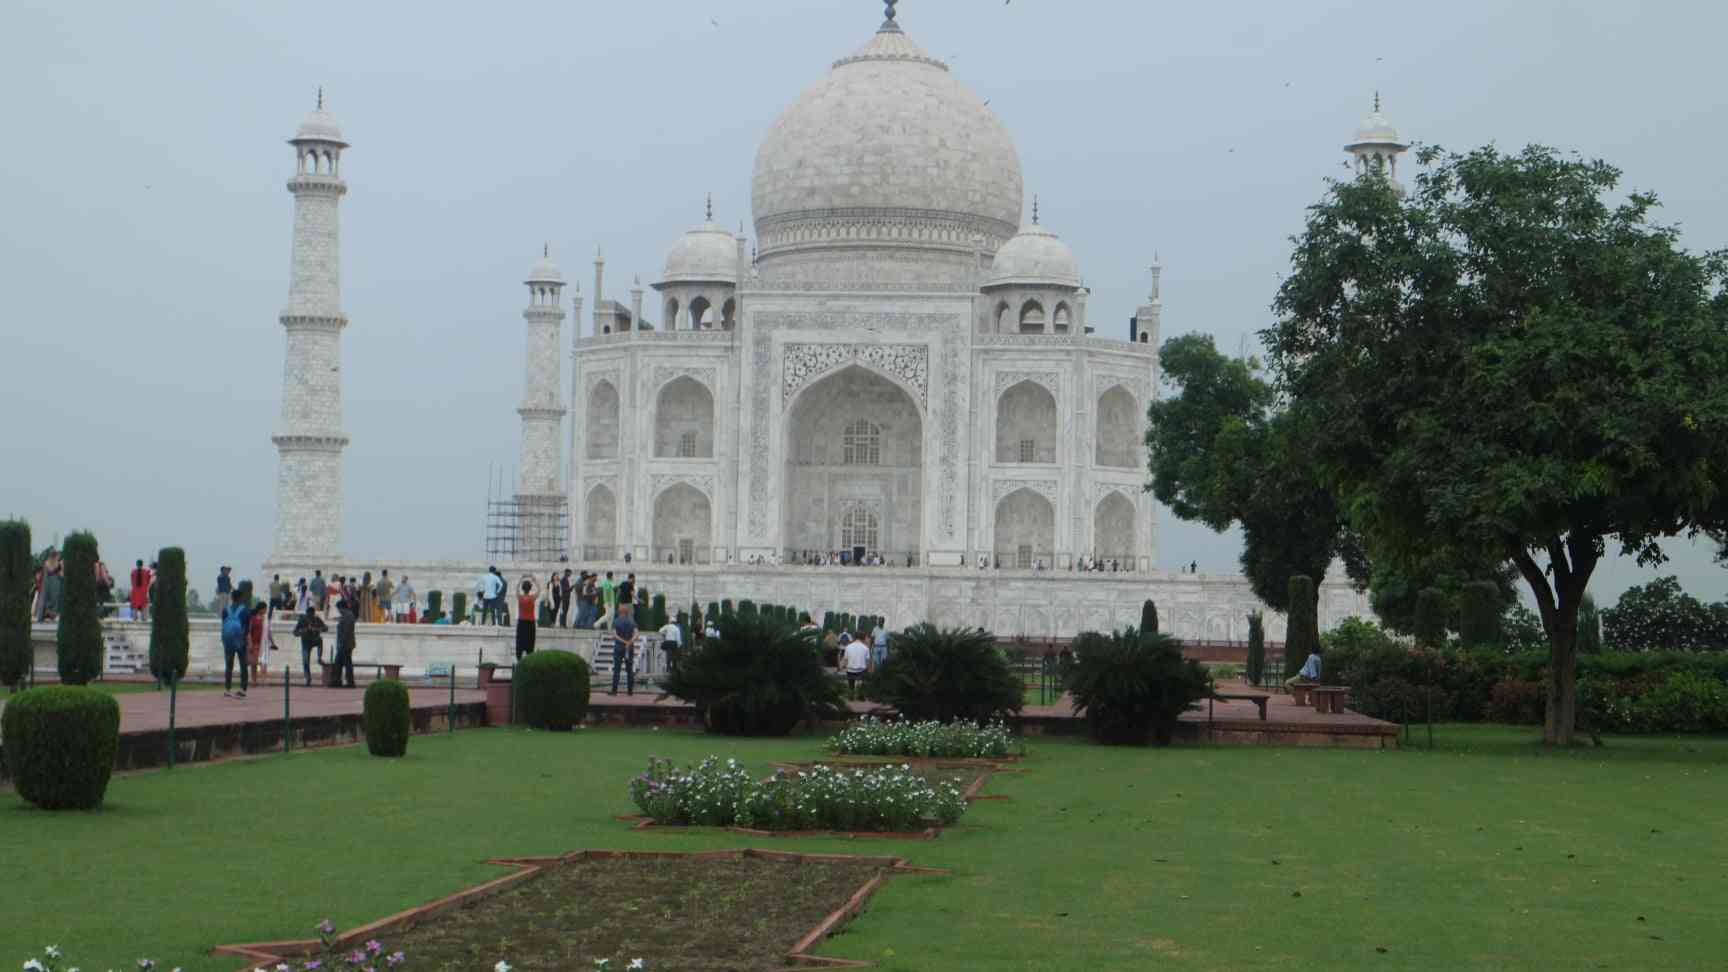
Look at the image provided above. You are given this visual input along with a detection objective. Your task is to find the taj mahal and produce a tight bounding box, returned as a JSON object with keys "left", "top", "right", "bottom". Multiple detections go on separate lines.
{"left": 263, "top": 2, "right": 1381, "bottom": 640}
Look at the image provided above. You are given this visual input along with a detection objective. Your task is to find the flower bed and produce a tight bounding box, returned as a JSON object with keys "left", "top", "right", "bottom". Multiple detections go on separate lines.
{"left": 628, "top": 756, "right": 969, "bottom": 833}
{"left": 828, "top": 717, "right": 1016, "bottom": 759}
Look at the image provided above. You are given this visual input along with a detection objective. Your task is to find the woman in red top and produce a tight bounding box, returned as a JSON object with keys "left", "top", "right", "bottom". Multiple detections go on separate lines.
{"left": 514, "top": 578, "right": 538, "bottom": 661}
{"left": 247, "top": 601, "right": 267, "bottom": 686}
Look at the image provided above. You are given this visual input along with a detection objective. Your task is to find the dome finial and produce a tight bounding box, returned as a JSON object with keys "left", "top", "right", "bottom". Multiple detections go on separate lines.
{"left": 543, "top": 242, "right": 549, "bottom": 258}
{"left": 705, "top": 192, "right": 713, "bottom": 222}
{"left": 1032, "top": 194, "right": 1040, "bottom": 225}
{"left": 880, "top": 0, "right": 901, "bottom": 32}
{"left": 1373, "top": 89, "right": 1381, "bottom": 113}
{"left": 317, "top": 86, "right": 324, "bottom": 111}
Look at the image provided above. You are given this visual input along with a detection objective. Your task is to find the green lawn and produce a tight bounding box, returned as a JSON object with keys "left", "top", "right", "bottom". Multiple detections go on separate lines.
{"left": 7, "top": 725, "right": 1727, "bottom": 970}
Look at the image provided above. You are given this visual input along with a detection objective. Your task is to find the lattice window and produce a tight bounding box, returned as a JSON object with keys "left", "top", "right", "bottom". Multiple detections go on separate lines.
{"left": 678, "top": 431, "right": 698, "bottom": 458}
{"left": 1019, "top": 438, "right": 1036, "bottom": 463}
{"left": 842, "top": 507, "right": 880, "bottom": 551}
{"left": 678, "top": 539, "right": 695, "bottom": 564}
{"left": 843, "top": 419, "right": 881, "bottom": 466}
{"left": 1017, "top": 545, "right": 1033, "bottom": 569}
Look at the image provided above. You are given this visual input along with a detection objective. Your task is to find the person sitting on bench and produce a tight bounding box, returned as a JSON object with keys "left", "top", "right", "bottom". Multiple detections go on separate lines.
{"left": 1284, "top": 646, "right": 1322, "bottom": 690}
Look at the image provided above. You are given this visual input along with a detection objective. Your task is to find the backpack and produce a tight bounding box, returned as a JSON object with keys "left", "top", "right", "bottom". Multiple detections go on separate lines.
{"left": 221, "top": 604, "right": 248, "bottom": 646}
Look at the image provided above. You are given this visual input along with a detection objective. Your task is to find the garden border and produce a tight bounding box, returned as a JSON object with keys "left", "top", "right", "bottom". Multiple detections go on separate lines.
{"left": 210, "top": 848, "right": 949, "bottom": 970}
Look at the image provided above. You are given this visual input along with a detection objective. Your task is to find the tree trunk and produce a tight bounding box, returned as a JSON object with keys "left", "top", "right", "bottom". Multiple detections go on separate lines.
{"left": 1543, "top": 624, "right": 1577, "bottom": 746}
{"left": 1511, "top": 535, "right": 1597, "bottom": 748}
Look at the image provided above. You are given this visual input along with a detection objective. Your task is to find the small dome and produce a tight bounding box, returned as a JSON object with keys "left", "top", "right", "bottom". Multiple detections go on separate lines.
{"left": 1352, "top": 110, "right": 1402, "bottom": 144}
{"left": 984, "top": 224, "right": 1081, "bottom": 289}
{"left": 659, "top": 222, "right": 738, "bottom": 285}
{"left": 526, "top": 250, "right": 564, "bottom": 285}
{"left": 293, "top": 107, "right": 347, "bottom": 146}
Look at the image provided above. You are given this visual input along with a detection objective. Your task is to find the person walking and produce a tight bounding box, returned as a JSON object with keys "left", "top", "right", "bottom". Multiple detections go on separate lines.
{"left": 610, "top": 602, "right": 639, "bottom": 696}
{"left": 129, "top": 559, "right": 152, "bottom": 622}
{"left": 220, "top": 589, "right": 250, "bottom": 699}
{"left": 247, "top": 594, "right": 268, "bottom": 686}
{"left": 515, "top": 577, "right": 539, "bottom": 661}
{"left": 658, "top": 613, "right": 683, "bottom": 673}
{"left": 376, "top": 569, "right": 395, "bottom": 624}
{"left": 357, "top": 571, "right": 377, "bottom": 624}
{"left": 295, "top": 577, "right": 310, "bottom": 614}
{"left": 842, "top": 632, "right": 870, "bottom": 700}
{"left": 872, "top": 624, "right": 890, "bottom": 670}
{"left": 395, "top": 575, "right": 417, "bottom": 623}
{"left": 578, "top": 572, "right": 598, "bottom": 628}
{"left": 309, "top": 570, "right": 326, "bottom": 613}
{"left": 215, "top": 566, "right": 233, "bottom": 612}
{"left": 293, "top": 606, "right": 327, "bottom": 687}
{"left": 557, "top": 569, "right": 574, "bottom": 627}
{"left": 597, "top": 571, "right": 618, "bottom": 629}
{"left": 619, "top": 573, "right": 637, "bottom": 616}
{"left": 333, "top": 598, "right": 358, "bottom": 688}
{"left": 547, "top": 570, "right": 563, "bottom": 628}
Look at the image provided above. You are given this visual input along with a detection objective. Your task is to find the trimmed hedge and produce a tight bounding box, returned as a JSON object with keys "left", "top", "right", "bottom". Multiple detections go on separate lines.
{"left": 1140, "top": 599, "right": 1159, "bottom": 635}
{"left": 0, "top": 519, "right": 30, "bottom": 689}
{"left": 452, "top": 591, "right": 468, "bottom": 624}
{"left": 516, "top": 651, "right": 592, "bottom": 731}
{"left": 363, "top": 679, "right": 412, "bottom": 756}
{"left": 2, "top": 685, "right": 121, "bottom": 809}
{"left": 149, "top": 547, "right": 189, "bottom": 683}
{"left": 1245, "top": 611, "right": 1266, "bottom": 685}
{"left": 1321, "top": 616, "right": 1728, "bottom": 732}
{"left": 56, "top": 532, "right": 103, "bottom": 685}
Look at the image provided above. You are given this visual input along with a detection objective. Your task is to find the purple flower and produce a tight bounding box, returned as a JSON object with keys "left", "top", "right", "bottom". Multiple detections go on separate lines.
{"left": 317, "top": 919, "right": 336, "bottom": 935}
{"left": 365, "top": 942, "right": 382, "bottom": 956}
{"left": 302, "top": 962, "right": 322, "bottom": 971}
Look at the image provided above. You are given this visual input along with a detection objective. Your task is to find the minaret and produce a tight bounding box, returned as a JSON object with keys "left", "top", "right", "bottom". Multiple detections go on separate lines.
{"left": 271, "top": 90, "right": 350, "bottom": 564}
{"left": 1344, "top": 92, "right": 1410, "bottom": 190}
{"left": 1132, "top": 255, "right": 1162, "bottom": 345}
{"left": 518, "top": 247, "right": 568, "bottom": 559}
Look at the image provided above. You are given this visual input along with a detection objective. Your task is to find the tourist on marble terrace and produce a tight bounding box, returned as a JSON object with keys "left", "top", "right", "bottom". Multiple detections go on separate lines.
{"left": 516, "top": 577, "right": 539, "bottom": 660}
{"left": 557, "top": 569, "right": 574, "bottom": 627}
{"left": 395, "top": 574, "right": 417, "bottom": 623}
{"left": 332, "top": 598, "right": 358, "bottom": 688}
{"left": 128, "top": 558, "right": 151, "bottom": 622}
{"left": 610, "top": 602, "right": 639, "bottom": 696}
{"left": 357, "top": 571, "right": 377, "bottom": 624}
{"left": 377, "top": 569, "right": 395, "bottom": 623}
{"left": 309, "top": 570, "right": 326, "bottom": 612}
{"left": 247, "top": 594, "right": 268, "bottom": 686}
{"left": 215, "top": 565, "right": 232, "bottom": 611}
{"left": 220, "top": 588, "right": 250, "bottom": 698}
{"left": 293, "top": 606, "right": 327, "bottom": 687}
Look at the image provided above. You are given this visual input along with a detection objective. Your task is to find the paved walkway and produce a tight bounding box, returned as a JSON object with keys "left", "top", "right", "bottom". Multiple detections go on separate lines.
{"left": 2, "top": 680, "right": 484, "bottom": 735}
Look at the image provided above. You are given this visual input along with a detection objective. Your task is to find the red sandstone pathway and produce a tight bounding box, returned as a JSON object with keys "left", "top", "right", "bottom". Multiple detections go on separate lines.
{"left": 0, "top": 681, "right": 484, "bottom": 734}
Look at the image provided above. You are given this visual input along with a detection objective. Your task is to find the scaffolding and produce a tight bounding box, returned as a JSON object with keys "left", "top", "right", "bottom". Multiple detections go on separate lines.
{"left": 483, "top": 466, "right": 569, "bottom": 563}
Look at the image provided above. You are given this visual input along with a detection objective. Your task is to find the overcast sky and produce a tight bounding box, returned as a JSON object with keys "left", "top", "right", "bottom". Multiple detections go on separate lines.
{"left": 3, "top": 0, "right": 1723, "bottom": 608}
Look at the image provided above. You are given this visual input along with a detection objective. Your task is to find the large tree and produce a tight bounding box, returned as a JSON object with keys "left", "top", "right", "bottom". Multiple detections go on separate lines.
{"left": 1146, "top": 333, "right": 1361, "bottom": 612}
{"left": 1269, "top": 144, "right": 1728, "bottom": 745}
{"left": 1600, "top": 575, "right": 1728, "bottom": 651}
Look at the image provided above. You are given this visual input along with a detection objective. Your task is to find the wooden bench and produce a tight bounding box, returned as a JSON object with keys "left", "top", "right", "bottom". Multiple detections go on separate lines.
{"left": 1311, "top": 686, "right": 1349, "bottom": 715}
{"left": 318, "top": 660, "right": 401, "bottom": 686}
{"left": 1288, "top": 682, "right": 1314, "bottom": 706}
{"left": 1210, "top": 691, "right": 1269, "bottom": 721}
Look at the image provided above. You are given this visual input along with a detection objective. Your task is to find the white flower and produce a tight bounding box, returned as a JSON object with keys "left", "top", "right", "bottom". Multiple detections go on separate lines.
{"left": 45, "top": 950, "right": 62, "bottom": 961}
{"left": 25, "top": 961, "right": 46, "bottom": 972}
{"left": 496, "top": 964, "right": 513, "bottom": 972}
{"left": 629, "top": 960, "right": 646, "bottom": 970}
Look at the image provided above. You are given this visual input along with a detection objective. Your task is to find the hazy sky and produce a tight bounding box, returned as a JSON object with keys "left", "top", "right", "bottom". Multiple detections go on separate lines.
{"left": 3, "top": 0, "right": 1724, "bottom": 607}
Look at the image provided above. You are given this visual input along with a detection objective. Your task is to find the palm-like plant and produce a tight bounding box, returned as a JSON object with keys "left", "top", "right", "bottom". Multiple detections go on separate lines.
{"left": 864, "top": 623, "right": 1022, "bottom": 722}
{"left": 661, "top": 611, "right": 846, "bottom": 736}
{"left": 1066, "top": 627, "right": 1212, "bottom": 746}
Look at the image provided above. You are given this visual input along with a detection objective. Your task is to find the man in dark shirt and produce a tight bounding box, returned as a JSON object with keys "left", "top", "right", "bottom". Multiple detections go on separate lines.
{"left": 558, "top": 569, "right": 574, "bottom": 627}
{"left": 618, "top": 573, "right": 637, "bottom": 612}
{"left": 610, "top": 603, "right": 639, "bottom": 697}
{"left": 333, "top": 599, "right": 357, "bottom": 688}
{"left": 293, "top": 607, "right": 327, "bottom": 688}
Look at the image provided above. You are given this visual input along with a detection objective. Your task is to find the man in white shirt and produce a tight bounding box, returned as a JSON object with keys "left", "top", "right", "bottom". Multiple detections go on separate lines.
{"left": 659, "top": 617, "right": 682, "bottom": 672}
{"left": 842, "top": 633, "right": 871, "bottom": 700}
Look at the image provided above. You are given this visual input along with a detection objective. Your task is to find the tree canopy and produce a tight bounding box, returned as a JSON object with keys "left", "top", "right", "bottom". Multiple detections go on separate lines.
{"left": 1600, "top": 575, "right": 1728, "bottom": 652}
{"left": 1145, "top": 333, "right": 1362, "bottom": 612}
{"left": 1268, "top": 144, "right": 1728, "bottom": 744}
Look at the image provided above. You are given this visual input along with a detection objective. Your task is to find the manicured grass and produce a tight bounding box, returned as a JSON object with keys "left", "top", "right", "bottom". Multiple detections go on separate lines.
{"left": 6, "top": 725, "right": 1728, "bottom": 970}
{"left": 14, "top": 680, "right": 220, "bottom": 696}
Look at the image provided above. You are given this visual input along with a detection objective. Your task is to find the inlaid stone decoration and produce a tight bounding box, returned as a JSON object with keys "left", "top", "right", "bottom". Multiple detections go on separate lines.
{"left": 783, "top": 343, "right": 929, "bottom": 407}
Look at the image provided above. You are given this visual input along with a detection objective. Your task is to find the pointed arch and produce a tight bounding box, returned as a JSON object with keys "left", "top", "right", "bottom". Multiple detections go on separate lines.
{"left": 585, "top": 380, "right": 620, "bottom": 460}
{"left": 1019, "top": 299, "right": 1046, "bottom": 333}
{"left": 994, "top": 487, "right": 1054, "bottom": 569}
{"left": 584, "top": 483, "right": 617, "bottom": 560}
{"left": 1092, "top": 490, "right": 1136, "bottom": 566}
{"left": 996, "top": 379, "right": 1057, "bottom": 464}
{"left": 654, "top": 375, "right": 714, "bottom": 458}
{"left": 652, "top": 483, "right": 711, "bottom": 564}
{"left": 1095, "top": 384, "right": 1140, "bottom": 468}
{"left": 1053, "top": 302, "right": 1072, "bottom": 333}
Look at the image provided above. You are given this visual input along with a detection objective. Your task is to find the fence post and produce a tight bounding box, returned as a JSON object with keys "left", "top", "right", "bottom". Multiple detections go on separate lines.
{"left": 167, "top": 676, "right": 178, "bottom": 770}
{"left": 448, "top": 665, "right": 455, "bottom": 734}
{"left": 283, "top": 665, "right": 292, "bottom": 753}
{"left": 1426, "top": 685, "right": 1433, "bottom": 751}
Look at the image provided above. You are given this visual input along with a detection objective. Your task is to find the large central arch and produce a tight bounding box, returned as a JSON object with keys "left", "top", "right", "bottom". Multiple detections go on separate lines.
{"left": 783, "top": 365, "right": 923, "bottom": 562}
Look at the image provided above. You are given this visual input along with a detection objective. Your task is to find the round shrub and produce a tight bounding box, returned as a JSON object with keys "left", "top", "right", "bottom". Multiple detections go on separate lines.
{"left": 864, "top": 623, "right": 1022, "bottom": 723}
{"left": 1067, "top": 628, "right": 1212, "bottom": 746}
{"left": 363, "top": 679, "right": 412, "bottom": 757}
{"left": 663, "top": 613, "right": 844, "bottom": 736}
{"left": 516, "top": 651, "right": 592, "bottom": 731}
{"left": 1, "top": 685, "right": 120, "bottom": 809}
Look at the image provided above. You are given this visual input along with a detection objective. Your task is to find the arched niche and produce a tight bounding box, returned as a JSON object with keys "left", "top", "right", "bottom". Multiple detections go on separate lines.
{"left": 994, "top": 487, "right": 1054, "bottom": 568}
{"left": 584, "top": 484, "right": 617, "bottom": 559}
{"left": 654, "top": 376, "right": 715, "bottom": 458}
{"left": 784, "top": 365, "right": 923, "bottom": 561}
{"left": 585, "top": 380, "right": 620, "bottom": 460}
{"left": 995, "top": 380, "right": 1057, "bottom": 464}
{"left": 1095, "top": 385, "right": 1141, "bottom": 468}
{"left": 653, "top": 483, "right": 711, "bottom": 564}
{"left": 1093, "top": 491, "right": 1136, "bottom": 564}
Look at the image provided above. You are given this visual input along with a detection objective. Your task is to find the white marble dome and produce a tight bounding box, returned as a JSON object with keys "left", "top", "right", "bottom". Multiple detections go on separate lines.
{"left": 526, "top": 251, "right": 564, "bottom": 285}
{"left": 750, "top": 19, "right": 1023, "bottom": 271}
{"left": 985, "top": 224, "right": 1081, "bottom": 289}
{"left": 660, "top": 221, "right": 738, "bottom": 284}
{"left": 1350, "top": 109, "right": 1404, "bottom": 146}
{"left": 293, "top": 107, "right": 346, "bottom": 145}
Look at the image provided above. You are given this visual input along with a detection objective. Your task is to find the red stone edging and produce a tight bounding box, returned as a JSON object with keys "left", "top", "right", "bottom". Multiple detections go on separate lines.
{"left": 211, "top": 847, "right": 946, "bottom": 970}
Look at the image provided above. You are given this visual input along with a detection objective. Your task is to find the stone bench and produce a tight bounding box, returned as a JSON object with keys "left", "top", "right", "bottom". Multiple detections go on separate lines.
{"left": 318, "top": 660, "right": 401, "bottom": 686}
{"left": 1311, "top": 686, "right": 1349, "bottom": 715}
{"left": 1288, "top": 683, "right": 1314, "bottom": 706}
{"left": 1210, "top": 691, "right": 1268, "bottom": 721}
